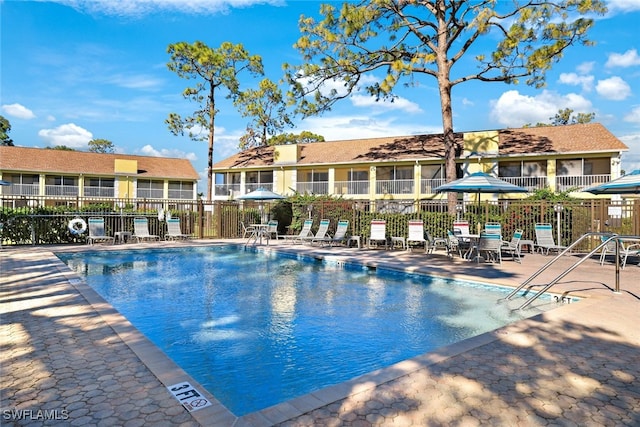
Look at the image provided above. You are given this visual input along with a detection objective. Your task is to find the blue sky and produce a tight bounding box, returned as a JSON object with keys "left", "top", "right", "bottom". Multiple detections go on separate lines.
{"left": 2, "top": 0, "right": 640, "bottom": 193}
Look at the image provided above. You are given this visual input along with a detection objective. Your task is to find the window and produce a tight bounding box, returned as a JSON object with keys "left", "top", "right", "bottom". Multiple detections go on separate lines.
{"left": 45, "top": 175, "right": 77, "bottom": 196}
{"left": 584, "top": 158, "right": 610, "bottom": 175}
{"left": 303, "top": 170, "right": 328, "bottom": 182}
{"left": 499, "top": 162, "right": 521, "bottom": 178}
{"left": 377, "top": 166, "right": 413, "bottom": 180}
{"left": 245, "top": 171, "right": 273, "bottom": 191}
{"left": 421, "top": 165, "right": 444, "bottom": 180}
{"left": 138, "top": 179, "right": 164, "bottom": 198}
{"left": 168, "top": 181, "right": 194, "bottom": 199}
{"left": 84, "top": 177, "right": 115, "bottom": 197}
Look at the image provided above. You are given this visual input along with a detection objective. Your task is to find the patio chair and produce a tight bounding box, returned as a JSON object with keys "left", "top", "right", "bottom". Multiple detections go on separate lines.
{"left": 534, "top": 223, "right": 566, "bottom": 255}
{"left": 484, "top": 222, "right": 502, "bottom": 235}
{"left": 283, "top": 219, "right": 313, "bottom": 244}
{"left": 133, "top": 217, "right": 160, "bottom": 242}
{"left": 446, "top": 230, "right": 463, "bottom": 258}
{"left": 501, "top": 229, "right": 523, "bottom": 263}
{"left": 241, "top": 221, "right": 256, "bottom": 238}
{"left": 406, "top": 220, "right": 428, "bottom": 252}
{"left": 368, "top": 219, "right": 388, "bottom": 249}
{"left": 304, "top": 219, "right": 330, "bottom": 245}
{"left": 315, "top": 219, "right": 349, "bottom": 247}
{"left": 165, "top": 218, "right": 191, "bottom": 240}
{"left": 453, "top": 220, "right": 470, "bottom": 236}
{"left": 620, "top": 240, "right": 640, "bottom": 269}
{"left": 598, "top": 234, "right": 618, "bottom": 266}
{"left": 477, "top": 231, "right": 502, "bottom": 264}
{"left": 266, "top": 219, "right": 279, "bottom": 240}
{"left": 425, "top": 231, "right": 447, "bottom": 254}
{"left": 87, "top": 217, "right": 115, "bottom": 245}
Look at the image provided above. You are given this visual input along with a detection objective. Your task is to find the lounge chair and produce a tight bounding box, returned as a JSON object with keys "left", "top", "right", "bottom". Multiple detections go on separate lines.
{"left": 600, "top": 235, "right": 640, "bottom": 269}
{"left": 368, "top": 219, "right": 388, "bottom": 249}
{"left": 133, "top": 217, "right": 160, "bottom": 242}
{"left": 453, "top": 220, "right": 470, "bottom": 235}
{"left": 534, "top": 223, "right": 566, "bottom": 255}
{"left": 406, "top": 220, "right": 428, "bottom": 252}
{"left": 303, "top": 219, "right": 330, "bottom": 245}
{"left": 501, "top": 229, "right": 523, "bottom": 262}
{"left": 425, "top": 231, "right": 447, "bottom": 254}
{"left": 283, "top": 219, "right": 313, "bottom": 244}
{"left": 477, "top": 231, "right": 502, "bottom": 263}
{"left": 87, "top": 217, "right": 115, "bottom": 245}
{"left": 322, "top": 219, "right": 350, "bottom": 247}
{"left": 165, "top": 218, "right": 191, "bottom": 240}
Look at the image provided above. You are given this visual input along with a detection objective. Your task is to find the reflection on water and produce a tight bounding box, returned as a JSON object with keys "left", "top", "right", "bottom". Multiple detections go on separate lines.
{"left": 57, "top": 246, "right": 560, "bottom": 416}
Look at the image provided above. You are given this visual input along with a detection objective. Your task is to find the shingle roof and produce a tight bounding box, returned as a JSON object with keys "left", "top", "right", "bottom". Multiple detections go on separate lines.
{"left": 212, "top": 123, "right": 627, "bottom": 169}
{"left": 0, "top": 146, "right": 199, "bottom": 180}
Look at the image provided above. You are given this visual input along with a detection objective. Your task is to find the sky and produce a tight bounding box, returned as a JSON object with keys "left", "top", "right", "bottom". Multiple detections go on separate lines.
{"left": 2, "top": 0, "right": 640, "bottom": 194}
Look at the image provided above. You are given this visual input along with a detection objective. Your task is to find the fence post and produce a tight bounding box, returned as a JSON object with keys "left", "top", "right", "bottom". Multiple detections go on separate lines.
{"left": 198, "top": 199, "right": 204, "bottom": 239}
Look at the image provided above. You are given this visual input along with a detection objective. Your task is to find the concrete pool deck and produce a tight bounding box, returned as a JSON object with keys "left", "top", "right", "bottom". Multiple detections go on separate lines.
{"left": 1, "top": 240, "right": 639, "bottom": 426}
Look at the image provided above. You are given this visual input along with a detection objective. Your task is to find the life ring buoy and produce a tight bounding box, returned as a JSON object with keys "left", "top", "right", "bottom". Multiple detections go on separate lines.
{"left": 68, "top": 218, "right": 87, "bottom": 235}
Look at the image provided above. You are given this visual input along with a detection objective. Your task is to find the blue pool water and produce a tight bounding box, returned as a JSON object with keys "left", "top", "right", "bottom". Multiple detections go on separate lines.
{"left": 58, "top": 246, "right": 557, "bottom": 416}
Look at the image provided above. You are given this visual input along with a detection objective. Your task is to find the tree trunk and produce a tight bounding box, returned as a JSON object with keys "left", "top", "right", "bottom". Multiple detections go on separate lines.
{"left": 207, "top": 84, "right": 216, "bottom": 201}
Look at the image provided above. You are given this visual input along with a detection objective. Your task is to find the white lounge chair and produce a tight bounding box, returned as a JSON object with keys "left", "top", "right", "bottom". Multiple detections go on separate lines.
{"left": 304, "top": 219, "right": 330, "bottom": 245}
{"left": 241, "top": 222, "right": 256, "bottom": 238}
{"left": 534, "top": 223, "right": 566, "bottom": 255}
{"left": 368, "top": 219, "right": 388, "bottom": 249}
{"left": 165, "top": 218, "right": 191, "bottom": 240}
{"left": 406, "top": 220, "right": 428, "bottom": 252}
{"left": 133, "top": 217, "right": 160, "bottom": 242}
{"left": 283, "top": 219, "right": 313, "bottom": 244}
{"left": 484, "top": 222, "right": 502, "bottom": 235}
{"left": 313, "top": 219, "right": 349, "bottom": 246}
{"left": 87, "top": 217, "right": 115, "bottom": 245}
{"left": 266, "top": 219, "right": 279, "bottom": 240}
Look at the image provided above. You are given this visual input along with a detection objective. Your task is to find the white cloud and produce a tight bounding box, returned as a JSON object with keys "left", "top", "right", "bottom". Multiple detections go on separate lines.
{"left": 619, "top": 133, "right": 640, "bottom": 173}
{"left": 606, "top": 0, "right": 640, "bottom": 13}
{"left": 52, "top": 0, "right": 285, "bottom": 17}
{"left": 2, "top": 103, "right": 36, "bottom": 120}
{"left": 605, "top": 49, "right": 640, "bottom": 68}
{"left": 38, "top": 123, "right": 93, "bottom": 148}
{"left": 576, "top": 62, "right": 595, "bottom": 75}
{"left": 558, "top": 73, "right": 594, "bottom": 91}
{"left": 623, "top": 106, "right": 640, "bottom": 124}
{"left": 489, "top": 90, "right": 593, "bottom": 127}
{"left": 350, "top": 94, "right": 422, "bottom": 113}
{"left": 105, "top": 74, "right": 165, "bottom": 90}
{"left": 139, "top": 144, "right": 198, "bottom": 161}
{"left": 596, "top": 76, "right": 632, "bottom": 100}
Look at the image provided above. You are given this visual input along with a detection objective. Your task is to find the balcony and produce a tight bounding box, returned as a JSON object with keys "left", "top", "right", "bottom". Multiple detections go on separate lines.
{"left": 245, "top": 183, "right": 274, "bottom": 193}
{"left": 84, "top": 186, "right": 115, "bottom": 197}
{"left": 2, "top": 183, "right": 39, "bottom": 196}
{"left": 376, "top": 179, "right": 414, "bottom": 195}
{"left": 334, "top": 180, "right": 370, "bottom": 195}
{"left": 556, "top": 174, "right": 610, "bottom": 192}
{"left": 500, "top": 176, "right": 548, "bottom": 192}
{"left": 214, "top": 183, "right": 241, "bottom": 197}
{"left": 296, "top": 181, "right": 329, "bottom": 195}
{"left": 45, "top": 185, "right": 79, "bottom": 196}
{"left": 420, "top": 178, "right": 446, "bottom": 194}
{"left": 138, "top": 189, "right": 164, "bottom": 199}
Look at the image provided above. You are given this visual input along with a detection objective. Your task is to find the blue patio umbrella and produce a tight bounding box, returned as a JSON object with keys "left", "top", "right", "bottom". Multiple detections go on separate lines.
{"left": 0, "top": 180, "right": 10, "bottom": 186}
{"left": 434, "top": 172, "right": 529, "bottom": 228}
{"left": 237, "top": 187, "right": 286, "bottom": 223}
{"left": 583, "top": 170, "right": 640, "bottom": 195}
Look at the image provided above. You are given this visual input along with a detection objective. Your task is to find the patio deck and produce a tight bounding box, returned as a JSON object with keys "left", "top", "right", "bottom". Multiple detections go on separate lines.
{"left": 1, "top": 240, "right": 639, "bottom": 426}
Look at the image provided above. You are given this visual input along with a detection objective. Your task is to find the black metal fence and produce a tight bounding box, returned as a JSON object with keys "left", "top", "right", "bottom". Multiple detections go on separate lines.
{"left": 1, "top": 195, "right": 638, "bottom": 251}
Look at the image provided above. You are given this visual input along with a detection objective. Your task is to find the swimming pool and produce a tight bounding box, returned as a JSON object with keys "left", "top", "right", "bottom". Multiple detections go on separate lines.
{"left": 58, "top": 246, "right": 558, "bottom": 416}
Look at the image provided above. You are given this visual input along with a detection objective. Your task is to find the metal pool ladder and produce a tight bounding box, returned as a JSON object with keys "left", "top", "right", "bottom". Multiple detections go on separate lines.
{"left": 502, "top": 232, "right": 628, "bottom": 310}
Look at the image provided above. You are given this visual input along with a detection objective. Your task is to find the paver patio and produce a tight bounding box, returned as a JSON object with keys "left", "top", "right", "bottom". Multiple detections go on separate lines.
{"left": 1, "top": 240, "right": 639, "bottom": 426}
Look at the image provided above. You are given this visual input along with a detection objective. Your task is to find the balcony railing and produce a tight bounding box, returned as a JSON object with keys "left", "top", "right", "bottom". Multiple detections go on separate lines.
{"left": 214, "top": 184, "right": 241, "bottom": 197}
{"left": 420, "top": 178, "right": 446, "bottom": 194}
{"left": 500, "top": 176, "right": 548, "bottom": 191}
{"left": 245, "top": 183, "right": 274, "bottom": 193}
{"left": 556, "top": 174, "right": 610, "bottom": 192}
{"left": 1, "top": 183, "right": 39, "bottom": 196}
{"left": 84, "top": 186, "right": 115, "bottom": 197}
{"left": 296, "top": 181, "right": 329, "bottom": 194}
{"left": 138, "top": 189, "right": 164, "bottom": 198}
{"left": 376, "top": 179, "right": 414, "bottom": 195}
{"left": 168, "top": 189, "right": 194, "bottom": 200}
{"left": 45, "top": 185, "right": 79, "bottom": 196}
{"left": 334, "top": 180, "right": 370, "bottom": 195}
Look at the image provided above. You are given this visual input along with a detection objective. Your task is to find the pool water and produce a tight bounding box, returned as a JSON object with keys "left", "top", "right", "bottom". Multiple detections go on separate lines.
{"left": 58, "top": 246, "right": 557, "bottom": 416}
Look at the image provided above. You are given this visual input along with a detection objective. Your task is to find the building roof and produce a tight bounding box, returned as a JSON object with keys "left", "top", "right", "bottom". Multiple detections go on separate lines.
{"left": 212, "top": 123, "right": 628, "bottom": 169}
{"left": 0, "top": 146, "right": 200, "bottom": 180}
